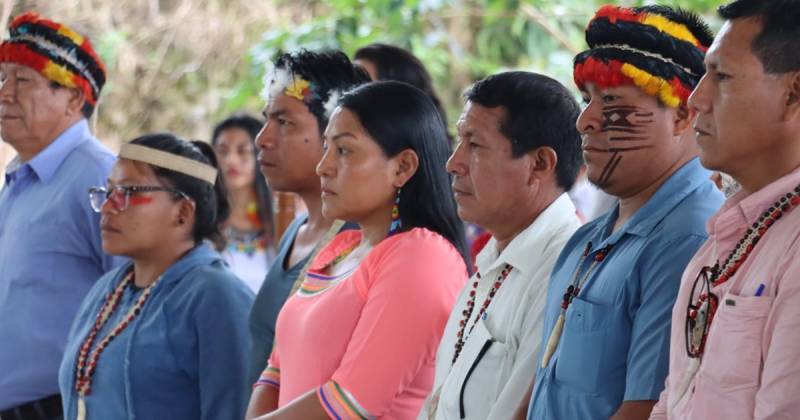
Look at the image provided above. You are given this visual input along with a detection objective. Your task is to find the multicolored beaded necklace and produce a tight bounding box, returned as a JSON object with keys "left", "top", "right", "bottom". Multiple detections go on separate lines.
{"left": 688, "top": 185, "right": 800, "bottom": 355}
{"left": 540, "top": 242, "right": 613, "bottom": 368}
{"left": 452, "top": 263, "right": 513, "bottom": 364}
{"left": 73, "top": 270, "right": 162, "bottom": 420}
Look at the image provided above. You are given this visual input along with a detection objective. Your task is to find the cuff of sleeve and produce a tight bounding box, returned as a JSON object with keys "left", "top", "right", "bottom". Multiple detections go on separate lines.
{"left": 254, "top": 366, "right": 280, "bottom": 390}
{"left": 317, "top": 380, "right": 374, "bottom": 420}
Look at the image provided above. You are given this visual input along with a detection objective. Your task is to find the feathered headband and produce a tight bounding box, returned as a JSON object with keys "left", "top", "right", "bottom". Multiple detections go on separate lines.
{"left": 262, "top": 67, "right": 341, "bottom": 119}
{"left": 573, "top": 5, "right": 713, "bottom": 108}
{"left": 0, "top": 12, "right": 106, "bottom": 106}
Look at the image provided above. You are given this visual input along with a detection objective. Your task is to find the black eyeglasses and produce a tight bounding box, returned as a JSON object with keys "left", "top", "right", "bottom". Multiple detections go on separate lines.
{"left": 88, "top": 185, "right": 188, "bottom": 213}
{"left": 685, "top": 266, "right": 720, "bottom": 358}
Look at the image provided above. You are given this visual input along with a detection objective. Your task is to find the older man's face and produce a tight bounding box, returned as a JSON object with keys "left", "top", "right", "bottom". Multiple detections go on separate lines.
{"left": 0, "top": 62, "right": 78, "bottom": 160}
{"left": 447, "top": 101, "right": 536, "bottom": 230}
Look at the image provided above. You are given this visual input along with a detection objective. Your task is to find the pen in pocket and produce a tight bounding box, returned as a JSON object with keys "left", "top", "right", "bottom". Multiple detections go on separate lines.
{"left": 754, "top": 283, "right": 766, "bottom": 297}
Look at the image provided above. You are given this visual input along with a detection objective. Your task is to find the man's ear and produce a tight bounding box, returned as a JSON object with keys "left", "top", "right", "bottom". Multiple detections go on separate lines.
{"left": 784, "top": 71, "right": 800, "bottom": 120}
{"left": 673, "top": 103, "right": 694, "bottom": 136}
{"left": 527, "top": 146, "right": 558, "bottom": 186}
{"left": 392, "top": 148, "right": 419, "bottom": 188}
{"left": 65, "top": 87, "right": 87, "bottom": 117}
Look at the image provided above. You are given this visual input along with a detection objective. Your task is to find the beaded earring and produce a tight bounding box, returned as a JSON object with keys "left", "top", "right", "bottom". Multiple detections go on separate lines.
{"left": 388, "top": 188, "right": 401, "bottom": 236}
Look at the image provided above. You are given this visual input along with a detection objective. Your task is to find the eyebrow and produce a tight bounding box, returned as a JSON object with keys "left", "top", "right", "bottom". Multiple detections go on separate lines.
{"left": 267, "top": 109, "right": 288, "bottom": 119}
{"left": 325, "top": 132, "right": 358, "bottom": 142}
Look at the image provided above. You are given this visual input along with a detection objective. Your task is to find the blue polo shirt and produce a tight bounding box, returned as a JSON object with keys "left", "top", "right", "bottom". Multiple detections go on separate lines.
{"left": 0, "top": 119, "right": 122, "bottom": 409}
{"left": 527, "top": 158, "right": 724, "bottom": 419}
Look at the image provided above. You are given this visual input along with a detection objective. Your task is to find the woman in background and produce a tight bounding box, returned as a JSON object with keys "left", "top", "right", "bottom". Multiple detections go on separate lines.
{"left": 212, "top": 113, "right": 275, "bottom": 292}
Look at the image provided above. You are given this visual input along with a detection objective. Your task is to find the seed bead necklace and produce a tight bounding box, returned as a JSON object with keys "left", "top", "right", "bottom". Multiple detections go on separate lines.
{"left": 673, "top": 184, "right": 800, "bottom": 407}
{"left": 452, "top": 263, "right": 513, "bottom": 365}
{"left": 687, "top": 185, "right": 800, "bottom": 351}
{"left": 540, "top": 242, "right": 613, "bottom": 368}
{"left": 73, "top": 270, "right": 163, "bottom": 420}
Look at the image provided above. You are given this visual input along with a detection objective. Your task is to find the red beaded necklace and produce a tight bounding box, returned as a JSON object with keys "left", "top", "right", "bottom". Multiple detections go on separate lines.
{"left": 452, "top": 263, "right": 513, "bottom": 364}
{"left": 685, "top": 185, "right": 800, "bottom": 359}
{"left": 73, "top": 270, "right": 162, "bottom": 420}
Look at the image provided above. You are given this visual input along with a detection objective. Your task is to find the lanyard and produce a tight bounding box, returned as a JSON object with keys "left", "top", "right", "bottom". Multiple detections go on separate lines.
{"left": 540, "top": 241, "right": 613, "bottom": 368}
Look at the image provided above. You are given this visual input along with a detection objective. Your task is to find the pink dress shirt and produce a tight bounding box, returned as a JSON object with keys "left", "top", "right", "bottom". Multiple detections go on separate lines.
{"left": 257, "top": 228, "right": 467, "bottom": 419}
{"left": 651, "top": 167, "right": 800, "bottom": 419}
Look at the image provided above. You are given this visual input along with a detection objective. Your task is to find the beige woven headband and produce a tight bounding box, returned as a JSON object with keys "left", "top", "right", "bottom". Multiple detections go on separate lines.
{"left": 119, "top": 143, "right": 218, "bottom": 185}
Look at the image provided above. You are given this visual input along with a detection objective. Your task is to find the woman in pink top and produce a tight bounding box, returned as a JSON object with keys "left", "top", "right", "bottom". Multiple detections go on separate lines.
{"left": 246, "top": 81, "right": 470, "bottom": 419}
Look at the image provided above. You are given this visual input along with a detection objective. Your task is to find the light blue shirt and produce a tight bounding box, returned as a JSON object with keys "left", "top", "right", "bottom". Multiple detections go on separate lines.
{"left": 527, "top": 158, "right": 724, "bottom": 419}
{"left": 0, "top": 119, "right": 122, "bottom": 410}
{"left": 58, "top": 243, "right": 255, "bottom": 420}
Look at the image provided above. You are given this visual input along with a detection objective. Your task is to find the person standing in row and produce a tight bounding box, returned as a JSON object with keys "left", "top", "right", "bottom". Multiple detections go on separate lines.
{"left": 651, "top": 0, "right": 800, "bottom": 418}
{"left": 59, "top": 134, "right": 253, "bottom": 420}
{"left": 528, "top": 5, "right": 723, "bottom": 419}
{"left": 0, "top": 12, "right": 122, "bottom": 420}
{"left": 420, "top": 71, "right": 583, "bottom": 419}
{"left": 247, "top": 50, "right": 369, "bottom": 385}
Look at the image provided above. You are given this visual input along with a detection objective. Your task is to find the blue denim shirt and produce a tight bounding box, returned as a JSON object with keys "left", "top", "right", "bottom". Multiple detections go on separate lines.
{"left": 528, "top": 158, "right": 724, "bottom": 419}
{"left": 0, "top": 119, "right": 122, "bottom": 409}
{"left": 58, "top": 243, "right": 254, "bottom": 420}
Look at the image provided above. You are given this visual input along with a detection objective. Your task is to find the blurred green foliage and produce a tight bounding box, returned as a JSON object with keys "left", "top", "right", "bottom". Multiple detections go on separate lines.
{"left": 227, "top": 0, "right": 726, "bottom": 127}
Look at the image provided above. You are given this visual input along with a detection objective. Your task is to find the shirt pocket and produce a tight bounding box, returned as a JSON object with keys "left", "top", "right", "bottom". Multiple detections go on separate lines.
{"left": 554, "top": 297, "right": 625, "bottom": 395}
{"left": 702, "top": 293, "right": 772, "bottom": 391}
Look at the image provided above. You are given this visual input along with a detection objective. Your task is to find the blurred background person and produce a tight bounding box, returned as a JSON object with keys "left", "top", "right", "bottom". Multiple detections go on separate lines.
{"left": 354, "top": 42, "right": 448, "bottom": 131}
{"left": 212, "top": 112, "right": 276, "bottom": 292}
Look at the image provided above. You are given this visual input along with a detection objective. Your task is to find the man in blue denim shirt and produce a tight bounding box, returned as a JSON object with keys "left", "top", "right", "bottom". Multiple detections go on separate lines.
{"left": 527, "top": 5, "right": 724, "bottom": 420}
{"left": 0, "top": 13, "right": 121, "bottom": 420}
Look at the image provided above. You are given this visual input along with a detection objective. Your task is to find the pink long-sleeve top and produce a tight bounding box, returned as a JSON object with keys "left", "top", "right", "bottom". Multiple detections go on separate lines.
{"left": 257, "top": 227, "right": 468, "bottom": 419}
{"left": 651, "top": 167, "right": 800, "bottom": 420}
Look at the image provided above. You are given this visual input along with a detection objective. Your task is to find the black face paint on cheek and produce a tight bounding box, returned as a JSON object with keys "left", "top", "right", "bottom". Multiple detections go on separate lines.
{"left": 596, "top": 105, "right": 656, "bottom": 187}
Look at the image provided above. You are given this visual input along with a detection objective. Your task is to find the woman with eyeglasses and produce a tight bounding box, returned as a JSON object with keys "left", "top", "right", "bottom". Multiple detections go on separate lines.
{"left": 58, "top": 133, "right": 254, "bottom": 420}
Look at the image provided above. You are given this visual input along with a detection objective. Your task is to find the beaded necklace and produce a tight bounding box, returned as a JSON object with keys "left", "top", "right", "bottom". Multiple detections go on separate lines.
{"left": 73, "top": 270, "right": 163, "bottom": 420}
{"left": 452, "top": 263, "right": 513, "bottom": 364}
{"left": 673, "top": 184, "right": 800, "bottom": 406}
{"left": 540, "top": 242, "right": 613, "bottom": 368}
{"left": 687, "top": 185, "right": 800, "bottom": 355}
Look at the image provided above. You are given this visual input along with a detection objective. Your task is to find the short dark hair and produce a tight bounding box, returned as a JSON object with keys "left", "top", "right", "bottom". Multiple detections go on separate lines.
{"left": 464, "top": 71, "right": 583, "bottom": 191}
{"left": 339, "top": 81, "right": 471, "bottom": 273}
{"left": 49, "top": 81, "right": 96, "bottom": 118}
{"left": 718, "top": 0, "right": 800, "bottom": 73}
{"left": 130, "top": 133, "right": 230, "bottom": 250}
{"left": 272, "top": 50, "right": 370, "bottom": 134}
{"left": 212, "top": 112, "right": 274, "bottom": 241}
{"left": 354, "top": 43, "right": 448, "bottom": 127}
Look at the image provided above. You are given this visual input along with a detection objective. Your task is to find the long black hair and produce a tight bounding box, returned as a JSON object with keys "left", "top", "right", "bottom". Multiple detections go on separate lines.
{"left": 212, "top": 112, "right": 274, "bottom": 242}
{"left": 354, "top": 43, "right": 448, "bottom": 128}
{"left": 129, "top": 133, "right": 230, "bottom": 250}
{"left": 338, "top": 81, "right": 470, "bottom": 272}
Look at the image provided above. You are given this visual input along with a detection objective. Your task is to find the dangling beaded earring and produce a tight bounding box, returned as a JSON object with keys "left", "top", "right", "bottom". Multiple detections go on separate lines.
{"left": 388, "top": 188, "right": 402, "bottom": 236}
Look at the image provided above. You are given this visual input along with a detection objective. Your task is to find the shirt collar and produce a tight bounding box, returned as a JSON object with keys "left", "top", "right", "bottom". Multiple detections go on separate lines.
{"left": 707, "top": 165, "right": 800, "bottom": 238}
{"left": 475, "top": 193, "right": 578, "bottom": 276}
{"left": 595, "top": 157, "right": 712, "bottom": 243}
{"left": 15, "top": 119, "right": 91, "bottom": 184}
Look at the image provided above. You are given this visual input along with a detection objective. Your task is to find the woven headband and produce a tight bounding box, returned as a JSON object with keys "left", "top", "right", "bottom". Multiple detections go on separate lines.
{"left": 0, "top": 12, "right": 106, "bottom": 105}
{"left": 574, "top": 5, "right": 711, "bottom": 108}
{"left": 119, "top": 144, "right": 217, "bottom": 185}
